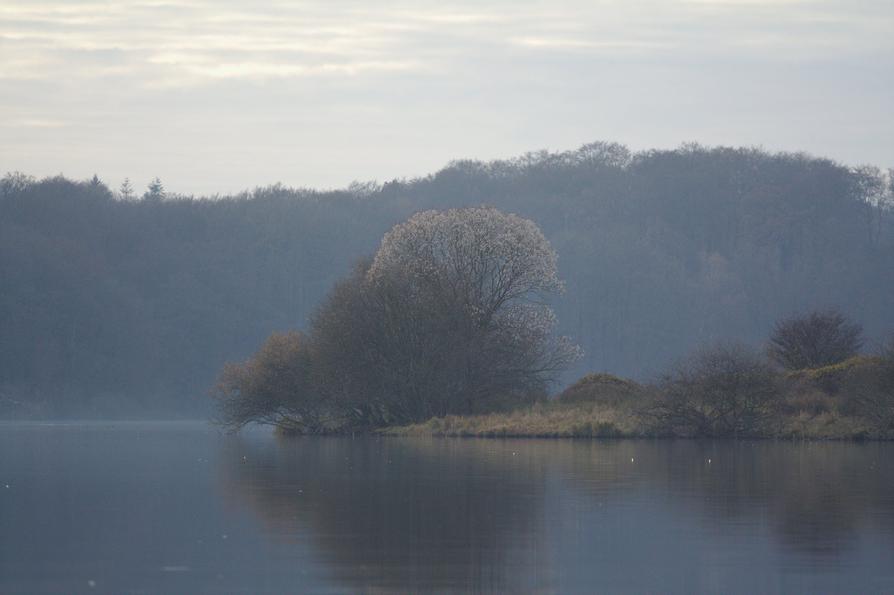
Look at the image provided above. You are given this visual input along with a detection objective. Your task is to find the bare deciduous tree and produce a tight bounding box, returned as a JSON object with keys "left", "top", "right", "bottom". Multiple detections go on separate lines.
{"left": 365, "top": 207, "right": 579, "bottom": 420}
{"left": 214, "top": 207, "right": 579, "bottom": 431}
{"left": 368, "top": 206, "right": 563, "bottom": 326}
{"left": 768, "top": 309, "right": 863, "bottom": 370}
{"left": 311, "top": 207, "right": 579, "bottom": 427}
{"left": 651, "top": 343, "right": 780, "bottom": 437}
{"left": 211, "top": 331, "right": 329, "bottom": 432}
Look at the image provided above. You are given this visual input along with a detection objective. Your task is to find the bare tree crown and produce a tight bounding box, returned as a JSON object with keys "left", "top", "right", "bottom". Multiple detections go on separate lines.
{"left": 768, "top": 309, "right": 863, "bottom": 370}
{"left": 368, "top": 206, "right": 563, "bottom": 324}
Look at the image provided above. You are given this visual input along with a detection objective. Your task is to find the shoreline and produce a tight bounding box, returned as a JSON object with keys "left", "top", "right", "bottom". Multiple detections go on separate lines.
{"left": 374, "top": 400, "right": 894, "bottom": 441}
{"left": 1, "top": 415, "right": 890, "bottom": 441}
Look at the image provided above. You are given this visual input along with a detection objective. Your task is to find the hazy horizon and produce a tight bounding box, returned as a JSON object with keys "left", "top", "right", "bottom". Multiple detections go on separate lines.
{"left": 2, "top": 0, "right": 892, "bottom": 195}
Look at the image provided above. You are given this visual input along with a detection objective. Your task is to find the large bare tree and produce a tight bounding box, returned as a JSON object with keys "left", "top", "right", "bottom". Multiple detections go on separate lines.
{"left": 311, "top": 207, "right": 579, "bottom": 427}
{"left": 216, "top": 207, "right": 579, "bottom": 431}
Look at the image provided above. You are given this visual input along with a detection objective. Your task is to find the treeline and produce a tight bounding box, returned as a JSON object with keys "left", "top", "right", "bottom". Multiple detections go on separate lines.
{"left": 1, "top": 143, "right": 892, "bottom": 417}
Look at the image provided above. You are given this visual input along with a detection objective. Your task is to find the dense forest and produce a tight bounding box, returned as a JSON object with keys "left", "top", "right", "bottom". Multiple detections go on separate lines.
{"left": 1, "top": 142, "right": 892, "bottom": 417}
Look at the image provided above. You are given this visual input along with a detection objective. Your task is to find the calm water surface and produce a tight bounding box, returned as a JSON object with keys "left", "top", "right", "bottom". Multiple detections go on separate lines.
{"left": 1, "top": 422, "right": 893, "bottom": 594}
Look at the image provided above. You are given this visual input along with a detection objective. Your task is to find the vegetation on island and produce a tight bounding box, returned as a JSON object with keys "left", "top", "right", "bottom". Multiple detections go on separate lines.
{"left": 387, "top": 314, "right": 894, "bottom": 440}
{"left": 213, "top": 203, "right": 894, "bottom": 439}
{"left": 1, "top": 142, "right": 892, "bottom": 418}
{"left": 213, "top": 206, "right": 579, "bottom": 432}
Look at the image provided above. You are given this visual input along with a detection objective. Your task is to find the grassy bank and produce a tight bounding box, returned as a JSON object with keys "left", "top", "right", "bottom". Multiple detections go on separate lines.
{"left": 381, "top": 403, "right": 891, "bottom": 440}
{"left": 382, "top": 370, "right": 894, "bottom": 440}
{"left": 380, "top": 401, "right": 642, "bottom": 438}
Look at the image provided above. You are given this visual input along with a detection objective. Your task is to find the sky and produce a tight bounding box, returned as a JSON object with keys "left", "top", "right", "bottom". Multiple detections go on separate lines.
{"left": 1, "top": 0, "right": 892, "bottom": 195}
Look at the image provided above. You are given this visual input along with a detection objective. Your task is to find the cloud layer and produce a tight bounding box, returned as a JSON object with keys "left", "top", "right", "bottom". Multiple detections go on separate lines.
{"left": 1, "top": 0, "right": 891, "bottom": 193}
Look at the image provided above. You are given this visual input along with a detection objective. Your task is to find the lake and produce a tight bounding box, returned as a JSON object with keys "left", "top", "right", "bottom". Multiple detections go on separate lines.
{"left": 1, "top": 422, "right": 893, "bottom": 594}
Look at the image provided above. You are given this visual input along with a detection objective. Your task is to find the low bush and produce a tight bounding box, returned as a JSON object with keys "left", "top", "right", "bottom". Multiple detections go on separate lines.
{"left": 840, "top": 341, "right": 894, "bottom": 431}
{"left": 649, "top": 343, "right": 781, "bottom": 437}
{"left": 211, "top": 331, "right": 333, "bottom": 433}
{"left": 778, "top": 390, "right": 836, "bottom": 417}
{"left": 557, "top": 373, "right": 645, "bottom": 406}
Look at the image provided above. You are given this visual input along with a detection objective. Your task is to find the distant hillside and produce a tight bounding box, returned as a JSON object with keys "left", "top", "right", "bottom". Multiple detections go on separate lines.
{"left": 1, "top": 142, "right": 892, "bottom": 417}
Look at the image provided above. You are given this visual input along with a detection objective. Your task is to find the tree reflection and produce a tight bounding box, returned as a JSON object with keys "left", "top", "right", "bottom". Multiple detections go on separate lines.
{"left": 219, "top": 436, "right": 894, "bottom": 592}
{"left": 218, "top": 436, "right": 551, "bottom": 593}
{"left": 548, "top": 440, "right": 894, "bottom": 557}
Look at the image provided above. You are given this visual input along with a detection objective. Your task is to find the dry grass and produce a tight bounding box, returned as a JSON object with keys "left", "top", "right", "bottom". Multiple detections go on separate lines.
{"left": 381, "top": 400, "right": 893, "bottom": 441}
{"left": 778, "top": 411, "right": 882, "bottom": 440}
{"left": 380, "top": 401, "right": 645, "bottom": 438}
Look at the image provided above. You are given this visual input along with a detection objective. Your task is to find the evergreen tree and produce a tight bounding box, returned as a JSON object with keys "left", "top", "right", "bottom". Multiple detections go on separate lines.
{"left": 119, "top": 177, "right": 135, "bottom": 201}
{"left": 144, "top": 177, "right": 165, "bottom": 201}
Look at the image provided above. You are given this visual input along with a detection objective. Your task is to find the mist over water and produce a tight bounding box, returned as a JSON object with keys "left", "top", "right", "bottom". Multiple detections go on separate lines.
{"left": 2, "top": 422, "right": 893, "bottom": 593}
{"left": 3, "top": 1, "right": 893, "bottom": 592}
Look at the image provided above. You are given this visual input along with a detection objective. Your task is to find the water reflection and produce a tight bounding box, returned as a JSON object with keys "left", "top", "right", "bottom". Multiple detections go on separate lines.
{"left": 549, "top": 440, "right": 894, "bottom": 557}
{"left": 220, "top": 436, "right": 552, "bottom": 592}
{"left": 221, "top": 436, "right": 894, "bottom": 593}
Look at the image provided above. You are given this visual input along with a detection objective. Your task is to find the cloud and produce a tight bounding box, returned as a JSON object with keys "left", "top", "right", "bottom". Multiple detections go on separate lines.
{"left": 1, "top": 0, "right": 891, "bottom": 86}
{"left": 14, "top": 118, "right": 67, "bottom": 128}
{"left": 146, "top": 52, "right": 422, "bottom": 80}
{"left": 0, "top": 3, "right": 452, "bottom": 84}
{"left": 510, "top": 37, "right": 672, "bottom": 52}
{"left": 0, "top": 0, "right": 891, "bottom": 193}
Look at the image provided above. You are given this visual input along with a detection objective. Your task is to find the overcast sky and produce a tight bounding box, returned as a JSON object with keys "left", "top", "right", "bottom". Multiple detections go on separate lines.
{"left": 1, "top": 0, "right": 891, "bottom": 195}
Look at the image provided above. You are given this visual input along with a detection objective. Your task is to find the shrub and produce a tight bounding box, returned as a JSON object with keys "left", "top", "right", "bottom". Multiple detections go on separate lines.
{"left": 778, "top": 390, "right": 836, "bottom": 417}
{"left": 651, "top": 343, "right": 780, "bottom": 437}
{"left": 840, "top": 338, "right": 894, "bottom": 431}
{"left": 211, "top": 331, "right": 330, "bottom": 432}
{"left": 768, "top": 309, "right": 863, "bottom": 370}
{"left": 558, "top": 373, "right": 645, "bottom": 406}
